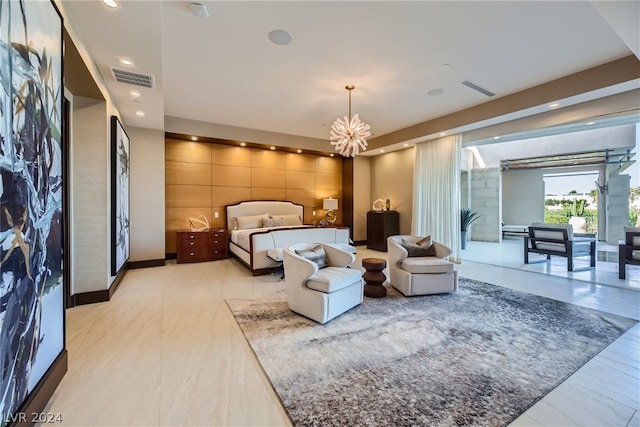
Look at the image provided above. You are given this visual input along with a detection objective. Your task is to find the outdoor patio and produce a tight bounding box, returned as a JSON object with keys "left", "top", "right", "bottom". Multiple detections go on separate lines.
{"left": 461, "top": 235, "right": 640, "bottom": 291}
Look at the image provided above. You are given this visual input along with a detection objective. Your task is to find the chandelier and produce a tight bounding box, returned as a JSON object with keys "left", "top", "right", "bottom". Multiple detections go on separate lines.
{"left": 329, "top": 85, "right": 371, "bottom": 157}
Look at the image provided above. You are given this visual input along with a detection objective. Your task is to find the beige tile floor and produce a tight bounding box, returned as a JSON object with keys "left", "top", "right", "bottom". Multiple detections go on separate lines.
{"left": 42, "top": 246, "right": 640, "bottom": 426}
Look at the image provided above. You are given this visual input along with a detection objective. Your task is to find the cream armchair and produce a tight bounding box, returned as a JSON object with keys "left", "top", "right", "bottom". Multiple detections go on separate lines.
{"left": 387, "top": 235, "right": 458, "bottom": 296}
{"left": 283, "top": 243, "right": 363, "bottom": 324}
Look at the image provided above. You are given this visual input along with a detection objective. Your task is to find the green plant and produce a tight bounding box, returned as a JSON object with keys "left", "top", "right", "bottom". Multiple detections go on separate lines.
{"left": 571, "top": 199, "right": 586, "bottom": 216}
{"left": 461, "top": 208, "right": 480, "bottom": 231}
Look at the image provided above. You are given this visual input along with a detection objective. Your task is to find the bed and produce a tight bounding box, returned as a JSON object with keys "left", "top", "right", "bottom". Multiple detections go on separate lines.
{"left": 226, "top": 201, "right": 351, "bottom": 276}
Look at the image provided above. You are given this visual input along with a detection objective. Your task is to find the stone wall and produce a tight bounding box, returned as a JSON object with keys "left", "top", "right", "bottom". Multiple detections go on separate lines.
{"left": 470, "top": 168, "right": 502, "bottom": 242}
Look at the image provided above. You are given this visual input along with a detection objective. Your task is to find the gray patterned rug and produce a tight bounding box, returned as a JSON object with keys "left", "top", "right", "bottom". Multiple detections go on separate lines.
{"left": 227, "top": 278, "right": 637, "bottom": 426}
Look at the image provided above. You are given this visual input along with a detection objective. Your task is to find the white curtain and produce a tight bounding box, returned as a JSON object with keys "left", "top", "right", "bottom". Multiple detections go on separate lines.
{"left": 411, "top": 134, "right": 462, "bottom": 263}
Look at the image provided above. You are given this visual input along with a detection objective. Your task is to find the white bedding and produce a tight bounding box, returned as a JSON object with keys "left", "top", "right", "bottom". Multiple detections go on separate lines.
{"left": 226, "top": 201, "right": 350, "bottom": 275}
{"left": 230, "top": 225, "right": 312, "bottom": 251}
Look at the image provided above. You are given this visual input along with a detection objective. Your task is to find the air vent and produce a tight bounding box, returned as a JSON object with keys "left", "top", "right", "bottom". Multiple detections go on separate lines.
{"left": 111, "top": 68, "right": 154, "bottom": 88}
{"left": 461, "top": 80, "right": 495, "bottom": 97}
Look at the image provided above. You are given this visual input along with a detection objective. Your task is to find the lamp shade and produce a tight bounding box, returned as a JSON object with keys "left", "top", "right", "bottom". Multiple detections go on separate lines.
{"left": 323, "top": 198, "right": 338, "bottom": 210}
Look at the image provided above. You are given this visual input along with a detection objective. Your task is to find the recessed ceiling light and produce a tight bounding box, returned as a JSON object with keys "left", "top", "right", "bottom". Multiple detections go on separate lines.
{"left": 586, "top": 121, "right": 596, "bottom": 125}
{"left": 440, "top": 132, "right": 447, "bottom": 136}
{"left": 330, "top": 153, "right": 335, "bottom": 157}
{"left": 103, "top": 0, "right": 119, "bottom": 8}
{"left": 380, "top": 149, "right": 385, "bottom": 153}
{"left": 129, "top": 90, "right": 141, "bottom": 98}
{"left": 135, "top": 110, "right": 145, "bottom": 117}
{"left": 549, "top": 102, "right": 560, "bottom": 109}
{"left": 191, "top": 136, "right": 198, "bottom": 141}
{"left": 428, "top": 88, "right": 445, "bottom": 96}
{"left": 493, "top": 136, "right": 500, "bottom": 140}
{"left": 270, "top": 146, "right": 276, "bottom": 150}
{"left": 240, "top": 142, "right": 246, "bottom": 147}
{"left": 296, "top": 149, "right": 302, "bottom": 153}
{"left": 442, "top": 63, "right": 450, "bottom": 68}
{"left": 268, "top": 29, "right": 292, "bottom": 45}
{"left": 403, "top": 144, "right": 409, "bottom": 147}
{"left": 119, "top": 58, "right": 134, "bottom": 66}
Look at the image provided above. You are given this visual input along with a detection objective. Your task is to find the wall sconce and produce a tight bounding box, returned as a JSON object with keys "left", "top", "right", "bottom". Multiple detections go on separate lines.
{"left": 323, "top": 198, "right": 338, "bottom": 224}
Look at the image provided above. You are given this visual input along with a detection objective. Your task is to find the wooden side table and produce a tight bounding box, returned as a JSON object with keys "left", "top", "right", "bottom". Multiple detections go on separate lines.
{"left": 362, "top": 257, "right": 387, "bottom": 298}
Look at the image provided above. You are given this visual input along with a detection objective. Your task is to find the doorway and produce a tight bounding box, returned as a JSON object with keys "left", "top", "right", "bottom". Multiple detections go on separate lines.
{"left": 543, "top": 171, "right": 599, "bottom": 234}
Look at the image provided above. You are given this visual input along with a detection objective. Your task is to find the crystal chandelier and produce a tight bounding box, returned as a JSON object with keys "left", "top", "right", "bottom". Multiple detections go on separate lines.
{"left": 329, "top": 85, "right": 371, "bottom": 157}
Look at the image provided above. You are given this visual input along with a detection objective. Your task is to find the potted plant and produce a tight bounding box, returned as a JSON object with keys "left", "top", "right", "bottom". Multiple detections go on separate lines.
{"left": 568, "top": 198, "right": 587, "bottom": 233}
{"left": 460, "top": 208, "right": 480, "bottom": 249}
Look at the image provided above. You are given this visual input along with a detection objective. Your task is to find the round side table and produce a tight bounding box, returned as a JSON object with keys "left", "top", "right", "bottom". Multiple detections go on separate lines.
{"left": 362, "top": 257, "right": 387, "bottom": 298}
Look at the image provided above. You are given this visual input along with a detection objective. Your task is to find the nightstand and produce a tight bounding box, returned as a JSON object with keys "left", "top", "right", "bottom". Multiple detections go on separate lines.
{"left": 176, "top": 229, "right": 228, "bottom": 263}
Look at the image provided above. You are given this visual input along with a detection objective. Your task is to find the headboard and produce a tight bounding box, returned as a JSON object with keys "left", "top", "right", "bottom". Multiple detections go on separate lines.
{"left": 226, "top": 201, "right": 304, "bottom": 231}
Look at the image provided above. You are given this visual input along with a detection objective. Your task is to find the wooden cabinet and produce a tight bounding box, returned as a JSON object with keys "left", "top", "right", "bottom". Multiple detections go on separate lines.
{"left": 367, "top": 211, "right": 399, "bottom": 252}
{"left": 176, "top": 229, "right": 228, "bottom": 264}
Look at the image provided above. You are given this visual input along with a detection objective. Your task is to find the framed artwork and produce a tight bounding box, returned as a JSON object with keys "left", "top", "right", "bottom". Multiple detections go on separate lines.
{"left": 111, "top": 116, "right": 130, "bottom": 276}
{"left": 0, "top": 0, "right": 65, "bottom": 422}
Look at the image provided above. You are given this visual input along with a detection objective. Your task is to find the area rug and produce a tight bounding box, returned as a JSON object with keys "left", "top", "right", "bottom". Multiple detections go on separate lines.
{"left": 227, "top": 278, "right": 637, "bottom": 426}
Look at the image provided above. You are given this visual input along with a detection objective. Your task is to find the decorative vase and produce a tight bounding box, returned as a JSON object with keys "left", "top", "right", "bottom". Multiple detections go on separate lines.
{"left": 461, "top": 230, "right": 468, "bottom": 249}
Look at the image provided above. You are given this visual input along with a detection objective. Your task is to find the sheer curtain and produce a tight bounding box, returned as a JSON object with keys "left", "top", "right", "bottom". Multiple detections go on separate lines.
{"left": 411, "top": 134, "right": 461, "bottom": 262}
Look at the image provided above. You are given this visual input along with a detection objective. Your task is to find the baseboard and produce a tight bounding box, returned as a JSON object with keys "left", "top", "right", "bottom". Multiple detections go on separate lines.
{"left": 12, "top": 350, "right": 67, "bottom": 427}
{"left": 73, "top": 289, "right": 110, "bottom": 305}
{"left": 127, "top": 259, "right": 165, "bottom": 269}
{"left": 74, "top": 267, "right": 127, "bottom": 306}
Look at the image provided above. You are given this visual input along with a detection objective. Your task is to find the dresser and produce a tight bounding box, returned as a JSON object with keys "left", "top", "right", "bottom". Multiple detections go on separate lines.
{"left": 176, "top": 229, "right": 228, "bottom": 264}
{"left": 366, "top": 210, "right": 399, "bottom": 252}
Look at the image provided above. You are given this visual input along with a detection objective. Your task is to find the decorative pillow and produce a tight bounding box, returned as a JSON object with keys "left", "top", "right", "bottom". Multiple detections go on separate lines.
{"left": 295, "top": 245, "right": 328, "bottom": 269}
{"left": 235, "top": 214, "right": 269, "bottom": 230}
{"left": 271, "top": 214, "right": 302, "bottom": 226}
{"left": 401, "top": 237, "right": 436, "bottom": 257}
{"left": 263, "top": 217, "right": 285, "bottom": 228}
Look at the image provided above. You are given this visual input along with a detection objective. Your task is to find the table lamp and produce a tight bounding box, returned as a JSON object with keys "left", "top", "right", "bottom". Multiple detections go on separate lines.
{"left": 323, "top": 198, "right": 338, "bottom": 225}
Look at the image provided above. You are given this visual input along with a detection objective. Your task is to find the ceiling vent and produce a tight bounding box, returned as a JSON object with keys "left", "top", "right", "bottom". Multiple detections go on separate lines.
{"left": 461, "top": 80, "right": 495, "bottom": 97}
{"left": 111, "top": 68, "right": 154, "bottom": 88}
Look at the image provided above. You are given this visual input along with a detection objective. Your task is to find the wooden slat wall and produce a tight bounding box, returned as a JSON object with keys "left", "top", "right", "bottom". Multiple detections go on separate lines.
{"left": 165, "top": 139, "right": 343, "bottom": 253}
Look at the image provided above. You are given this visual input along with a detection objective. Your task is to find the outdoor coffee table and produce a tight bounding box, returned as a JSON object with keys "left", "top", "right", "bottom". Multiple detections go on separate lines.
{"left": 362, "top": 257, "right": 387, "bottom": 298}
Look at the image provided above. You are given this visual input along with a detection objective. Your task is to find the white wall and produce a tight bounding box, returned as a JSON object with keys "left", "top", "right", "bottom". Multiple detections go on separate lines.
{"left": 502, "top": 169, "right": 545, "bottom": 225}
{"left": 72, "top": 97, "right": 108, "bottom": 293}
{"left": 370, "top": 148, "right": 415, "bottom": 235}
{"left": 128, "top": 127, "right": 166, "bottom": 262}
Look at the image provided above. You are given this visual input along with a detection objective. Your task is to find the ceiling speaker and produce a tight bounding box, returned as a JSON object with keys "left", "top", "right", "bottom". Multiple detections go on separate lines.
{"left": 190, "top": 3, "right": 209, "bottom": 18}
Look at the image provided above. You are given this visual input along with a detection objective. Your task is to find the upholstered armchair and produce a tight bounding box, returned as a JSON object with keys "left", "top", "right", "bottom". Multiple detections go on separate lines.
{"left": 387, "top": 235, "right": 458, "bottom": 296}
{"left": 283, "top": 243, "right": 363, "bottom": 324}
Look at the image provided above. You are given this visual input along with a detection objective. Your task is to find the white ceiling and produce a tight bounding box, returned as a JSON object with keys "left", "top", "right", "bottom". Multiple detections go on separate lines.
{"left": 474, "top": 123, "right": 637, "bottom": 168}
{"left": 60, "top": 1, "right": 640, "bottom": 148}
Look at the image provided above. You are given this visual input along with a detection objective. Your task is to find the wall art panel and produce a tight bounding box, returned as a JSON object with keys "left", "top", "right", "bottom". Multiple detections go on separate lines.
{"left": 111, "top": 116, "right": 130, "bottom": 276}
{"left": 0, "top": 0, "right": 64, "bottom": 423}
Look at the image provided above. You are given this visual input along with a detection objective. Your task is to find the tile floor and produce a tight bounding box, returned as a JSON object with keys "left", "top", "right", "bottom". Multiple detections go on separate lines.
{"left": 463, "top": 236, "right": 640, "bottom": 292}
{"left": 42, "top": 246, "right": 640, "bottom": 426}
